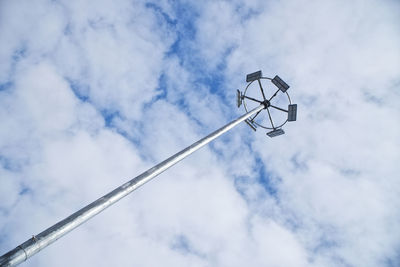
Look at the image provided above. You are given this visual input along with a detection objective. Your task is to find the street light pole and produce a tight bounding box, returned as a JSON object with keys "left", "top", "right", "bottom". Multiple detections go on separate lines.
{"left": 0, "top": 104, "right": 265, "bottom": 267}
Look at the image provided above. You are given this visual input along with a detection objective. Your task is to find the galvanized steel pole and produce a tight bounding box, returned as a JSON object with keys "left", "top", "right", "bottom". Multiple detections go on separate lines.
{"left": 0, "top": 104, "right": 265, "bottom": 266}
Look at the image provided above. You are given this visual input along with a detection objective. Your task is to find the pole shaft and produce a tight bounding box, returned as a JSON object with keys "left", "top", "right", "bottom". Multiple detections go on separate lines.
{"left": 0, "top": 104, "right": 264, "bottom": 266}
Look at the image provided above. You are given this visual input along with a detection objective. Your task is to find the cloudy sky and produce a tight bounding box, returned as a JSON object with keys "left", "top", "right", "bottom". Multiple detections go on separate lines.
{"left": 1, "top": 0, "right": 399, "bottom": 266}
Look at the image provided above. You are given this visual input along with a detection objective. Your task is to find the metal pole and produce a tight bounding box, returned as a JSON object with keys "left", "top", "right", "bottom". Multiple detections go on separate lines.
{"left": 0, "top": 104, "right": 265, "bottom": 266}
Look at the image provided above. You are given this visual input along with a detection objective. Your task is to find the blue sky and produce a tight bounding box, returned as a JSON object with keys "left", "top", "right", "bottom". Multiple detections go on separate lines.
{"left": 1, "top": 0, "right": 400, "bottom": 266}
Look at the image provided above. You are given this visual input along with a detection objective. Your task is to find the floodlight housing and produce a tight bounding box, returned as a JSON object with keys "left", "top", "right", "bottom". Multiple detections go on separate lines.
{"left": 245, "top": 119, "right": 257, "bottom": 131}
{"left": 237, "top": 89, "right": 242, "bottom": 108}
{"left": 271, "top": 75, "right": 290, "bottom": 92}
{"left": 267, "top": 128, "right": 285, "bottom": 137}
{"left": 246, "top": 70, "right": 262, "bottom": 82}
{"left": 288, "top": 104, "right": 297, "bottom": 121}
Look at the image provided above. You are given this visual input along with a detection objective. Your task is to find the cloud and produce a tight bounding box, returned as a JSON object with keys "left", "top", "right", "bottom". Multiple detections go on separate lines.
{"left": 1, "top": 0, "right": 399, "bottom": 266}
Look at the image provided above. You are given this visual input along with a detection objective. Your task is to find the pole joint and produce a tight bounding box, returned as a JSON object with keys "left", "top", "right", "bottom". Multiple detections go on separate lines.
{"left": 262, "top": 99, "right": 270, "bottom": 109}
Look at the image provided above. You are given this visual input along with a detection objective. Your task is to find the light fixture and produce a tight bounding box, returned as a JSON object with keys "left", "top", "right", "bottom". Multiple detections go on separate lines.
{"left": 237, "top": 89, "right": 242, "bottom": 108}
{"left": 267, "top": 128, "right": 285, "bottom": 137}
{"left": 246, "top": 70, "right": 262, "bottom": 82}
{"left": 288, "top": 104, "right": 297, "bottom": 121}
{"left": 271, "top": 75, "right": 290, "bottom": 92}
{"left": 245, "top": 119, "right": 257, "bottom": 131}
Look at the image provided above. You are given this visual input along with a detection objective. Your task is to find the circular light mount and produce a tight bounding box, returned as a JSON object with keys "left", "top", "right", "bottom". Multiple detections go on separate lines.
{"left": 237, "top": 70, "right": 297, "bottom": 137}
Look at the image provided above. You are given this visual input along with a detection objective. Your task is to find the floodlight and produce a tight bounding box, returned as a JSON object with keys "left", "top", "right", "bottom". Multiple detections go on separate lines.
{"left": 245, "top": 119, "right": 257, "bottom": 131}
{"left": 241, "top": 71, "right": 297, "bottom": 132}
{"left": 287, "top": 104, "right": 297, "bottom": 121}
{"left": 237, "top": 89, "right": 242, "bottom": 108}
{"left": 267, "top": 128, "right": 285, "bottom": 137}
{"left": 271, "top": 75, "right": 290, "bottom": 92}
{"left": 246, "top": 70, "right": 262, "bottom": 82}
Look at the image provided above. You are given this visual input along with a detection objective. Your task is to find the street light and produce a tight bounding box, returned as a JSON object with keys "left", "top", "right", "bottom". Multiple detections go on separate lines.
{"left": 0, "top": 70, "right": 297, "bottom": 266}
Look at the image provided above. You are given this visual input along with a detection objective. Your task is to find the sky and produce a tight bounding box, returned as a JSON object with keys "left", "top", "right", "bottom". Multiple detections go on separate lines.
{"left": 0, "top": 0, "right": 399, "bottom": 266}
